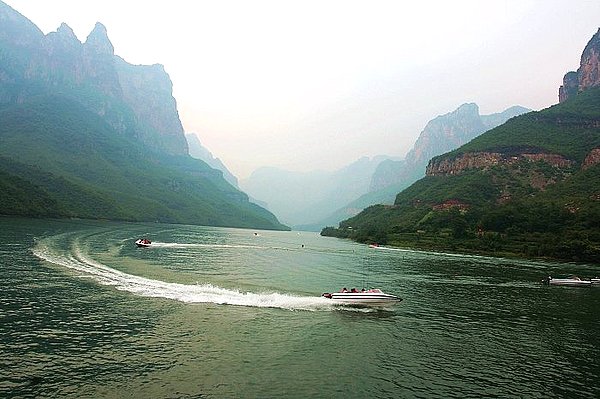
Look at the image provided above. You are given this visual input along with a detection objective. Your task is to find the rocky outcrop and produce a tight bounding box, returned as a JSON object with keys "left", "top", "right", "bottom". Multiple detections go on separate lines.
{"left": 559, "top": 71, "right": 578, "bottom": 103}
{"left": 427, "top": 151, "right": 575, "bottom": 176}
{"left": 582, "top": 148, "right": 600, "bottom": 170}
{"left": 559, "top": 28, "right": 600, "bottom": 102}
{"left": 81, "top": 22, "right": 122, "bottom": 99}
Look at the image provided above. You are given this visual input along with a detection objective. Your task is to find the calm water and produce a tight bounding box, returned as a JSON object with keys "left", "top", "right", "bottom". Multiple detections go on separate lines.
{"left": 1, "top": 217, "right": 599, "bottom": 398}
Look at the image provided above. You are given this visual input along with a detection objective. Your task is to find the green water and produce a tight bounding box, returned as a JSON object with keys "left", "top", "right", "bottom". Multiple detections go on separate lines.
{"left": 1, "top": 217, "right": 599, "bottom": 398}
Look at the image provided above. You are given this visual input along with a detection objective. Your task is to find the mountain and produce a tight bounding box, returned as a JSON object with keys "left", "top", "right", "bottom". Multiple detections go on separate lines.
{"left": 322, "top": 29, "right": 600, "bottom": 262}
{"left": 240, "top": 156, "right": 393, "bottom": 227}
{"left": 186, "top": 133, "right": 239, "bottom": 188}
{"left": 559, "top": 28, "right": 600, "bottom": 103}
{"left": 307, "top": 104, "right": 530, "bottom": 231}
{"left": 369, "top": 104, "right": 531, "bottom": 193}
{"left": 0, "top": 2, "right": 287, "bottom": 230}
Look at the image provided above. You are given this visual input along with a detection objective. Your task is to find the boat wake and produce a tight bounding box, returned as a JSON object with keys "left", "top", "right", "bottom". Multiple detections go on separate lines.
{"left": 148, "top": 242, "right": 266, "bottom": 250}
{"left": 32, "top": 235, "right": 342, "bottom": 311}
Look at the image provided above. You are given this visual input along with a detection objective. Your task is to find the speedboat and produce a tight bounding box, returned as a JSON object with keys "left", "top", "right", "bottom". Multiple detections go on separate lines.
{"left": 135, "top": 238, "right": 152, "bottom": 248}
{"left": 322, "top": 289, "right": 402, "bottom": 306}
{"left": 543, "top": 276, "right": 592, "bottom": 286}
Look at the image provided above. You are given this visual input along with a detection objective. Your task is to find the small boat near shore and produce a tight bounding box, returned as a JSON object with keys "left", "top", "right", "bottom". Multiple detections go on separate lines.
{"left": 135, "top": 238, "right": 152, "bottom": 248}
{"left": 322, "top": 288, "right": 402, "bottom": 306}
{"left": 542, "top": 276, "right": 599, "bottom": 286}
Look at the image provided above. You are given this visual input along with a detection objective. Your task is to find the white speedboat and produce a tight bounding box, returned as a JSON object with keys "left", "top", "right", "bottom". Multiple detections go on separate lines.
{"left": 543, "top": 276, "right": 592, "bottom": 286}
{"left": 135, "top": 238, "right": 152, "bottom": 248}
{"left": 322, "top": 289, "right": 402, "bottom": 306}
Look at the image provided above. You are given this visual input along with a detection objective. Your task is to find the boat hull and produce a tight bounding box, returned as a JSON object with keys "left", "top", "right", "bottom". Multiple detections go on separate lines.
{"left": 323, "top": 291, "right": 402, "bottom": 306}
{"left": 546, "top": 278, "right": 592, "bottom": 286}
{"left": 135, "top": 239, "right": 151, "bottom": 248}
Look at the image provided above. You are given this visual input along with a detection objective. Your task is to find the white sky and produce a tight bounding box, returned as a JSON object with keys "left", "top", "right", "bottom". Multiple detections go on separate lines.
{"left": 5, "top": 0, "right": 600, "bottom": 178}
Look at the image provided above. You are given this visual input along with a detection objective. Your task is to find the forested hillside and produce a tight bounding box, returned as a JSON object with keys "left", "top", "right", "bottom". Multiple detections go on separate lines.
{"left": 322, "top": 87, "right": 600, "bottom": 262}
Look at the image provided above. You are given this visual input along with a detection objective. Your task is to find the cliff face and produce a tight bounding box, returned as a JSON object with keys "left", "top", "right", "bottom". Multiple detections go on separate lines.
{"left": 426, "top": 151, "right": 575, "bottom": 176}
{"left": 559, "top": 28, "right": 600, "bottom": 103}
{"left": 116, "top": 57, "right": 188, "bottom": 155}
{"left": 0, "top": 1, "right": 188, "bottom": 155}
{"left": 369, "top": 104, "right": 530, "bottom": 192}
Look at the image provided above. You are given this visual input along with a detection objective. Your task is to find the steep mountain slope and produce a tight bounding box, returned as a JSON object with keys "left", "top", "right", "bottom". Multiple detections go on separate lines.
{"left": 0, "top": 1, "right": 287, "bottom": 230}
{"left": 0, "top": 96, "right": 286, "bottom": 228}
{"left": 186, "top": 133, "right": 239, "bottom": 188}
{"left": 322, "top": 87, "right": 600, "bottom": 262}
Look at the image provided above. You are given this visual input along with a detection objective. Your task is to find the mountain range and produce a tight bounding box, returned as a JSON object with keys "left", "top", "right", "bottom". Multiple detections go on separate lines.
{"left": 322, "top": 28, "right": 600, "bottom": 262}
{"left": 309, "top": 103, "right": 530, "bottom": 230}
{"left": 250, "top": 102, "right": 529, "bottom": 231}
{"left": 0, "top": 1, "right": 287, "bottom": 230}
{"left": 240, "top": 156, "right": 393, "bottom": 227}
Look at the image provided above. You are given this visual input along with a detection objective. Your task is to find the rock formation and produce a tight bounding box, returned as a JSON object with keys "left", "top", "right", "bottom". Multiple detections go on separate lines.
{"left": 559, "top": 28, "right": 600, "bottom": 102}
{"left": 426, "top": 151, "right": 574, "bottom": 176}
{"left": 582, "top": 148, "right": 600, "bottom": 170}
{"left": 0, "top": 1, "right": 188, "bottom": 155}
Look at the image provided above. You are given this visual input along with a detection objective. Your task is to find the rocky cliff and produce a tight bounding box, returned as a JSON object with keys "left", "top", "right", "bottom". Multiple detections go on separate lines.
{"left": 559, "top": 28, "right": 600, "bottom": 102}
{"left": 426, "top": 150, "right": 575, "bottom": 176}
{"left": 369, "top": 104, "right": 530, "bottom": 192}
{"left": 0, "top": 1, "right": 188, "bottom": 155}
{"left": 115, "top": 57, "right": 188, "bottom": 155}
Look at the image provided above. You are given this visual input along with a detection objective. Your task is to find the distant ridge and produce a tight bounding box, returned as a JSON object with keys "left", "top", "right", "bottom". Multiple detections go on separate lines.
{"left": 186, "top": 133, "right": 239, "bottom": 188}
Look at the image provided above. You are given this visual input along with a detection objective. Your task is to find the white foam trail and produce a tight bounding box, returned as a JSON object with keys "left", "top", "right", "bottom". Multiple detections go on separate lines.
{"left": 32, "top": 238, "right": 335, "bottom": 311}
{"left": 149, "top": 242, "right": 266, "bottom": 249}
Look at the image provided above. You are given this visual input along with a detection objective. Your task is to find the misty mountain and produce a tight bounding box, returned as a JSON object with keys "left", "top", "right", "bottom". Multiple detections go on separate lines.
{"left": 186, "top": 133, "right": 239, "bottom": 188}
{"left": 240, "top": 156, "right": 395, "bottom": 227}
{"left": 305, "top": 103, "right": 530, "bottom": 231}
{"left": 322, "top": 28, "right": 600, "bottom": 262}
{"left": 0, "top": 1, "right": 287, "bottom": 230}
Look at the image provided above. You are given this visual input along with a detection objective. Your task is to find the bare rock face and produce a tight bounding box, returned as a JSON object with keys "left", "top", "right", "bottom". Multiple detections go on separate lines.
{"left": 115, "top": 57, "right": 188, "bottom": 155}
{"left": 559, "top": 28, "right": 600, "bottom": 102}
{"left": 426, "top": 151, "right": 574, "bottom": 176}
{"left": 582, "top": 148, "right": 600, "bottom": 170}
{"left": 559, "top": 71, "right": 578, "bottom": 103}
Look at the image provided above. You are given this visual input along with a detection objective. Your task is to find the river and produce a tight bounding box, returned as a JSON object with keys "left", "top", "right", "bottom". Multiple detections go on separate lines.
{"left": 1, "top": 217, "right": 599, "bottom": 398}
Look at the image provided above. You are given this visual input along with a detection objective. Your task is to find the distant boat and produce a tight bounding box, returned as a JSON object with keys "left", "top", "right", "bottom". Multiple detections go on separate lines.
{"left": 135, "top": 238, "right": 152, "bottom": 248}
{"left": 543, "top": 275, "right": 597, "bottom": 286}
{"left": 322, "top": 288, "right": 402, "bottom": 306}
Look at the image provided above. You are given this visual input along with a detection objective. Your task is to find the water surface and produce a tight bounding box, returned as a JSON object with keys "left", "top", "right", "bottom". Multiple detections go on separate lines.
{"left": 1, "top": 217, "right": 599, "bottom": 398}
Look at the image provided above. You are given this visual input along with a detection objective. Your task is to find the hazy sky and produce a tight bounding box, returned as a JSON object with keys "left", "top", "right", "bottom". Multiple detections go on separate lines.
{"left": 5, "top": 0, "right": 600, "bottom": 178}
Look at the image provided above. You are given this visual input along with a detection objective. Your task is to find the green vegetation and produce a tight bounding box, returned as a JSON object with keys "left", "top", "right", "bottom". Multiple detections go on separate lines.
{"left": 441, "top": 87, "right": 600, "bottom": 164}
{"left": 322, "top": 89, "right": 600, "bottom": 263}
{"left": 0, "top": 95, "right": 288, "bottom": 230}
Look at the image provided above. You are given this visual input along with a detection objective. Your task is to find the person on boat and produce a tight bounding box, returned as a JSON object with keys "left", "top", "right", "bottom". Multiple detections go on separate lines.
{"left": 350, "top": 288, "right": 358, "bottom": 293}
{"left": 341, "top": 287, "right": 348, "bottom": 293}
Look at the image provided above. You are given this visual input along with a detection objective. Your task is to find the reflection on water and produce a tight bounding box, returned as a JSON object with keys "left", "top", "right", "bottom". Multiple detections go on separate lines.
{"left": 0, "top": 217, "right": 599, "bottom": 398}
